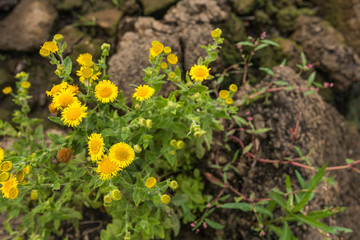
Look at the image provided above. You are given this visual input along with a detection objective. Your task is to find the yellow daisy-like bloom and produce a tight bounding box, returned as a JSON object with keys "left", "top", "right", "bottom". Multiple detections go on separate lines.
{"left": 189, "top": 65, "right": 210, "bottom": 82}
{"left": 160, "top": 62, "right": 168, "bottom": 70}
{"left": 95, "top": 80, "right": 118, "bottom": 103}
{"left": 76, "top": 53, "right": 94, "bottom": 67}
{"left": 39, "top": 47, "right": 50, "bottom": 57}
{"left": 48, "top": 102, "right": 59, "bottom": 114}
{"left": 109, "top": 142, "right": 135, "bottom": 168}
{"left": 96, "top": 155, "right": 121, "bottom": 180}
{"left": 229, "top": 84, "right": 238, "bottom": 92}
{"left": 219, "top": 90, "right": 229, "bottom": 99}
{"left": 77, "top": 66, "right": 93, "bottom": 81}
{"left": 88, "top": 133, "right": 105, "bottom": 161}
{"left": 21, "top": 81, "right": 31, "bottom": 89}
{"left": 16, "top": 171, "right": 25, "bottom": 182}
{"left": 0, "top": 172, "right": 9, "bottom": 182}
{"left": 67, "top": 85, "right": 79, "bottom": 95}
{"left": 46, "top": 82, "right": 68, "bottom": 97}
{"left": 8, "top": 187, "right": 19, "bottom": 199}
{"left": 61, "top": 101, "right": 88, "bottom": 127}
{"left": 167, "top": 54, "right": 178, "bottom": 65}
{"left": 0, "top": 161, "right": 12, "bottom": 172}
{"left": 53, "top": 88, "right": 78, "bottom": 109}
{"left": 149, "top": 43, "right": 164, "bottom": 58}
{"left": 0, "top": 175, "right": 18, "bottom": 199}
{"left": 133, "top": 85, "right": 155, "bottom": 102}
{"left": 0, "top": 147, "right": 4, "bottom": 162}
{"left": 42, "top": 41, "right": 59, "bottom": 53}
{"left": 23, "top": 165, "right": 31, "bottom": 175}
{"left": 145, "top": 177, "right": 157, "bottom": 188}
{"left": 110, "top": 189, "right": 122, "bottom": 200}
{"left": 161, "top": 194, "right": 171, "bottom": 204}
{"left": 211, "top": 28, "right": 222, "bottom": 38}
{"left": 164, "top": 46, "right": 172, "bottom": 55}
{"left": 2, "top": 86, "right": 12, "bottom": 95}
{"left": 151, "top": 40, "right": 160, "bottom": 46}
{"left": 225, "top": 98, "right": 233, "bottom": 105}
{"left": 176, "top": 140, "right": 184, "bottom": 149}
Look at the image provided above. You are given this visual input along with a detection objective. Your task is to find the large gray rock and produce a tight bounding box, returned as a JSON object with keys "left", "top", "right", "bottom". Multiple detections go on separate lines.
{"left": 292, "top": 16, "right": 360, "bottom": 91}
{"left": 0, "top": 0, "right": 57, "bottom": 51}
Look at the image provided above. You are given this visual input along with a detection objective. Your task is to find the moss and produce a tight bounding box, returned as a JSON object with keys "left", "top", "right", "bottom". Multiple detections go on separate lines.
{"left": 255, "top": 10, "right": 272, "bottom": 25}
{"left": 230, "top": 0, "right": 256, "bottom": 15}
{"left": 139, "top": 0, "right": 178, "bottom": 16}
{"left": 277, "top": 6, "right": 314, "bottom": 33}
{"left": 316, "top": 0, "right": 340, "bottom": 29}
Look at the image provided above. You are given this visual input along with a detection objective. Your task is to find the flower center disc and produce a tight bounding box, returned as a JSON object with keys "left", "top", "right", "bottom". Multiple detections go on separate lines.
{"left": 82, "top": 68, "right": 93, "bottom": 78}
{"left": 90, "top": 140, "right": 101, "bottom": 153}
{"left": 137, "top": 88, "right": 149, "bottom": 97}
{"left": 66, "top": 107, "right": 81, "bottom": 120}
{"left": 195, "top": 68, "right": 207, "bottom": 78}
{"left": 59, "top": 95, "right": 74, "bottom": 107}
{"left": 99, "top": 87, "right": 112, "bottom": 98}
{"left": 115, "top": 148, "right": 130, "bottom": 162}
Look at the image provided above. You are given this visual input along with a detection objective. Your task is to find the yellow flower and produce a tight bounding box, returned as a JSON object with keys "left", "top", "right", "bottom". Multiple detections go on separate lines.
{"left": 39, "top": 47, "right": 50, "bottom": 57}
{"left": 53, "top": 34, "right": 64, "bottom": 41}
{"left": 57, "top": 148, "right": 72, "bottom": 163}
{"left": 23, "top": 165, "right": 31, "bottom": 175}
{"left": 2, "top": 86, "right": 12, "bottom": 95}
{"left": 168, "top": 72, "right": 175, "bottom": 80}
{"left": 167, "top": 54, "right": 178, "bottom": 65}
{"left": 160, "top": 62, "right": 168, "bottom": 70}
{"left": 145, "top": 177, "right": 157, "bottom": 188}
{"left": 161, "top": 194, "right": 171, "bottom": 204}
{"left": 0, "top": 161, "right": 12, "bottom": 172}
{"left": 211, "top": 28, "right": 222, "bottom": 38}
{"left": 133, "top": 85, "right": 155, "bottom": 102}
{"left": 53, "top": 88, "right": 78, "bottom": 109}
{"left": 96, "top": 155, "right": 121, "bottom": 180}
{"left": 109, "top": 142, "right": 135, "bottom": 168}
{"left": 48, "top": 102, "right": 59, "bottom": 114}
{"left": 176, "top": 140, "right": 184, "bottom": 149}
{"left": 0, "top": 175, "right": 18, "bottom": 199}
{"left": 0, "top": 172, "right": 9, "bottom": 182}
{"left": 149, "top": 43, "right": 164, "bottom": 58}
{"left": 77, "top": 66, "right": 101, "bottom": 83}
{"left": 104, "top": 194, "right": 112, "bottom": 204}
{"left": 88, "top": 133, "right": 105, "bottom": 161}
{"left": 225, "top": 98, "right": 233, "bottom": 105}
{"left": 76, "top": 53, "right": 94, "bottom": 67}
{"left": 170, "top": 180, "right": 178, "bottom": 190}
{"left": 95, "top": 80, "right": 118, "bottom": 103}
{"left": 189, "top": 65, "right": 210, "bottom": 82}
{"left": 164, "top": 46, "right": 172, "bottom": 54}
{"left": 110, "top": 189, "right": 122, "bottom": 200}
{"left": 229, "top": 84, "right": 238, "bottom": 92}
{"left": 61, "top": 101, "right": 88, "bottom": 127}
{"left": 67, "top": 85, "right": 79, "bottom": 95}
{"left": 16, "top": 171, "right": 26, "bottom": 182}
{"left": 46, "top": 82, "right": 68, "bottom": 97}
{"left": 21, "top": 81, "right": 31, "bottom": 89}
{"left": 219, "top": 90, "right": 229, "bottom": 99}
{"left": 8, "top": 187, "right": 19, "bottom": 199}
{"left": 42, "top": 41, "right": 59, "bottom": 53}
{"left": 151, "top": 40, "right": 160, "bottom": 46}
{"left": 0, "top": 147, "right": 4, "bottom": 162}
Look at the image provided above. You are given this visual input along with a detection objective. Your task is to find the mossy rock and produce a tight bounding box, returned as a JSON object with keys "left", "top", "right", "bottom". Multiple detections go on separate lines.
{"left": 0, "top": 67, "right": 12, "bottom": 86}
{"left": 277, "top": 7, "right": 314, "bottom": 33}
{"left": 140, "top": 0, "right": 178, "bottom": 15}
{"left": 255, "top": 10, "right": 272, "bottom": 25}
{"left": 230, "top": 0, "right": 256, "bottom": 15}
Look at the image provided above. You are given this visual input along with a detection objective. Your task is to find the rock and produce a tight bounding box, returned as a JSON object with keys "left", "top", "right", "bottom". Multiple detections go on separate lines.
{"left": 240, "top": 66, "right": 360, "bottom": 239}
{"left": 0, "top": 0, "right": 57, "bottom": 52}
{"left": 56, "top": 0, "right": 82, "bottom": 11}
{"left": 108, "top": 17, "right": 181, "bottom": 101}
{"left": 230, "top": 0, "right": 255, "bottom": 15}
{"left": 85, "top": 9, "right": 123, "bottom": 36}
{"left": 140, "top": 0, "right": 177, "bottom": 15}
{"left": 292, "top": 16, "right": 360, "bottom": 91}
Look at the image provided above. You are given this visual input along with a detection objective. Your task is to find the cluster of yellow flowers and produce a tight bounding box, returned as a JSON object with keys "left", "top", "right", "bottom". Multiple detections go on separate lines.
{"left": 1, "top": 72, "right": 31, "bottom": 96}
{"left": 0, "top": 147, "right": 31, "bottom": 199}
{"left": 87, "top": 133, "right": 135, "bottom": 180}
{"left": 219, "top": 84, "right": 238, "bottom": 105}
{"left": 145, "top": 177, "right": 178, "bottom": 205}
{"left": 39, "top": 41, "right": 59, "bottom": 57}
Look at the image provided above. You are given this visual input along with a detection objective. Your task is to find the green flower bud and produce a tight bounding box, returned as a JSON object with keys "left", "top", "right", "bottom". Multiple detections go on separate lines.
{"left": 170, "top": 180, "right": 178, "bottom": 190}
{"left": 104, "top": 194, "right": 112, "bottom": 204}
{"left": 110, "top": 189, "right": 122, "bottom": 201}
{"left": 134, "top": 104, "right": 140, "bottom": 109}
{"left": 134, "top": 144, "right": 142, "bottom": 153}
{"left": 146, "top": 119, "right": 152, "bottom": 129}
{"left": 30, "top": 190, "right": 39, "bottom": 200}
{"left": 176, "top": 140, "right": 184, "bottom": 149}
{"left": 170, "top": 150, "right": 176, "bottom": 155}
{"left": 170, "top": 139, "right": 177, "bottom": 146}
{"left": 101, "top": 43, "right": 111, "bottom": 51}
{"left": 53, "top": 34, "right": 64, "bottom": 41}
{"left": 139, "top": 118, "right": 146, "bottom": 126}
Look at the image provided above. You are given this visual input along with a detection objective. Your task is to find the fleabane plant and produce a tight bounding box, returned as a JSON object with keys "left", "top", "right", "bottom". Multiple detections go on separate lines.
{"left": 0, "top": 29, "right": 237, "bottom": 239}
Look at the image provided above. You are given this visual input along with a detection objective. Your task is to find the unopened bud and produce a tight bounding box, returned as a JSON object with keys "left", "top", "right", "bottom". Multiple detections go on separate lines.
{"left": 104, "top": 194, "right": 112, "bottom": 204}
{"left": 31, "top": 190, "right": 39, "bottom": 200}
{"left": 170, "top": 180, "right": 178, "bottom": 190}
{"left": 170, "top": 139, "right": 177, "bottom": 146}
{"left": 176, "top": 140, "right": 184, "bottom": 149}
{"left": 110, "top": 189, "right": 122, "bottom": 201}
{"left": 139, "top": 118, "right": 146, "bottom": 126}
{"left": 146, "top": 119, "right": 152, "bottom": 129}
{"left": 53, "top": 34, "right": 64, "bottom": 42}
{"left": 101, "top": 43, "right": 111, "bottom": 51}
{"left": 134, "top": 144, "right": 142, "bottom": 153}
{"left": 16, "top": 171, "right": 26, "bottom": 182}
{"left": 134, "top": 104, "right": 140, "bottom": 109}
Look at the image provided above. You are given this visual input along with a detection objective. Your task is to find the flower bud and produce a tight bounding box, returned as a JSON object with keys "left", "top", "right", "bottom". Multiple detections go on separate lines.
{"left": 110, "top": 189, "right": 122, "bottom": 201}
{"left": 170, "top": 139, "right": 177, "bottom": 146}
{"left": 170, "top": 180, "right": 178, "bottom": 190}
{"left": 30, "top": 190, "right": 39, "bottom": 200}
{"left": 134, "top": 144, "right": 142, "bottom": 153}
{"left": 194, "top": 131, "right": 202, "bottom": 138}
{"left": 0, "top": 172, "right": 9, "bottom": 182}
{"left": 16, "top": 171, "right": 26, "bottom": 182}
{"left": 104, "top": 194, "right": 112, "bottom": 204}
{"left": 176, "top": 140, "right": 184, "bottom": 149}
{"left": 145, "top": 177, "right": 157, "bottom": 188}
{"left": 170, "top": 150, "right": 176, "bottom": 155}
{"left": 53, "top": 34, "right": 64, "bottom": 42}
{"left": 146, "top": 119, "right": 152, "bottom": 129}
{"left": 57, "top": 148, "right": 72, "bottom": 163}
{"left": 23, "top": 165, "right": 31, "bottom": 175}
{"left": 187, "top": 81, "right": 193, "bottom": 87}
{"left": 139, "top": 118, "right": 146, "bottom": 126}
{"left": 161, "top": 194, "right": 171, "bottom": 204}
{"left": 134, "top": 104, "right": 140, "bottom": 109}
{"left": 0, "top": 161, "right": 13, "bottom": 172}
{"left": 101, "top": 43, "right": 111, "bottom": 51}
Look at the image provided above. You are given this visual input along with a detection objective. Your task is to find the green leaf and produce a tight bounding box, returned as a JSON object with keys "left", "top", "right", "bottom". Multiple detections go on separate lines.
{"left": 294, "top": 213, "right": 336, "bottom": 233}
{"left": 63, "top": 56, "right": 72, "bottom": 75}
{"left": 292, "top": 164, "right": 327, "bottom": 213}
{"left": 269, "top": 192, "right": 289, "bottom": 211}
{"left": 255, "top": 43, "right": 269, "bottom": 51}
{"left": 301, "top": 52, "right": 307, "bottom": 66}
{"left": 304, "top": 90, "right": 315, "bottom": 96}
{"left": 204, "top": 218, "right": 224, "bottom": 230}
{"left": 274, "top": 81, "right": 289, "bottom": 86}
{"left": 279, "top": 222, "right": 291, "bottom": 240}
{"left": 285, "top": 175, "right": 293, "bottom": 207}
{"left": 133, "top": 187, "right": 142, "bottom": 206}
{"left": 280, "top": 59, "right": 287, "bottom": 66}
{"left": 295, "top": 170, "right": 305, "bottom": 188}
{"left": 220, "top": 202, "right": 273, "bottom": 217}
{"left": 306, "top": 72, "right": 316, "bottom": 87}
{"left": 236, "top": 41, "right": 254, "bottom": 47}
{"left": 48, "top": 116, "right": 63, "bottom": 125}
{"left": 259, "top": 67, "right": 274, "bottom": 76}
{"left": 242, "top": 143, "right": 253, "bottom": 156}
{"left": 232, "top": 115, "right": 247, "bottom": 126}
{"left": 260, "top": 39, "right": 280, "bottom": 47}
{"left": 345, "top": 158, "right": 354, "bottom": 164}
